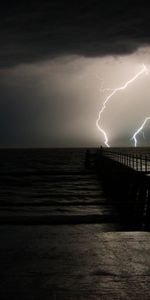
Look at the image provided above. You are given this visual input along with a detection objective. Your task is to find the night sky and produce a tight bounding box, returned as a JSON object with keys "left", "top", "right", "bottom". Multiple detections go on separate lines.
{"left": 1, "top": 0, "right": 150, "bottom": 147}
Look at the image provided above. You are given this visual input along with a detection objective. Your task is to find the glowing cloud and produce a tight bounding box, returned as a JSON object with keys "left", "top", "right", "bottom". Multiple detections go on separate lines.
{"left": 96, "top": 64, "right": 149, "bottom": 147}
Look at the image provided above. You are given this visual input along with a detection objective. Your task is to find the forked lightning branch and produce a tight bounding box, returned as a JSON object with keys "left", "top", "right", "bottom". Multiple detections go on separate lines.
{"left": 96, "top": 64, "right": 149, "bottom": 147}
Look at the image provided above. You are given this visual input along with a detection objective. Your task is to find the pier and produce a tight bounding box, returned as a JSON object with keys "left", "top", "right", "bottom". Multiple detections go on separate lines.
{"left": 95, "top": 148, "right": 150, "bottom": 231}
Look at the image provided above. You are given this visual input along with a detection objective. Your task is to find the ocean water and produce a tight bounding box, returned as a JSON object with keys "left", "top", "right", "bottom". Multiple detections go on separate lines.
{"left": 0, "top": 148, "right": 115, "bottom": 224}
{"left": 1, "top": 147, "right": 149, "bottom": 225}
{"left": 0, "top": 148, "right": 150, "bottom": 299}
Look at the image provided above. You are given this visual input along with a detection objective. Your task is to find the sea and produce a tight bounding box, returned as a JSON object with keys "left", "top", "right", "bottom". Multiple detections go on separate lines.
{"left": 0, "top": 147, "right": 150, "bottom": 225}
{"left": 1, "top": 148, "right": 150, "bottom": 299}
{"left": 0, "top": 148, "right": 112, "bottom": 225}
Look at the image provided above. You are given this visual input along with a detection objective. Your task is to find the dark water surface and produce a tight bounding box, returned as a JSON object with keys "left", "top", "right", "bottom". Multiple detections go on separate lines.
{"left": 0, "top": 148, "right": 115, "bottom": 224}
{"left": 0, "top": 147, "right": 149, "bottom": 226}
{"left": 0, "top": 149, "right": 150, "bottom": 299}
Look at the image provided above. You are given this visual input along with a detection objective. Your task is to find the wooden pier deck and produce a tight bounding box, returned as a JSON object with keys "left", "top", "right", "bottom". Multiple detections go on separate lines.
{"left": 0, "top": 148, "right": 150, "bottom": 299}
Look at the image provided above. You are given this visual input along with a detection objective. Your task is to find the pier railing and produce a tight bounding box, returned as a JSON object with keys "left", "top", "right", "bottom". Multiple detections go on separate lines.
{"left": 103, "top": 149, "right": 150, "bottom": 173}
{"left": 97, "top": 148, "right": 150, "bottom": 230}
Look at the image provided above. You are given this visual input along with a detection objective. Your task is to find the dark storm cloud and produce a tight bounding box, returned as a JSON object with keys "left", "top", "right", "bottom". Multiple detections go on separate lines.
{"left": 1, "top": 0, "right": 150, "bottom": 67}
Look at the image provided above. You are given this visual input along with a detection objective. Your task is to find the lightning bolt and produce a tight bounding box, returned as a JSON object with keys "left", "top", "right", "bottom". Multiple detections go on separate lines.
{"left": 96, "top": 64, "right": 148, "bottom": 147}
{"left": 132, "top": 117, "right": 150, "bottom": 147}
